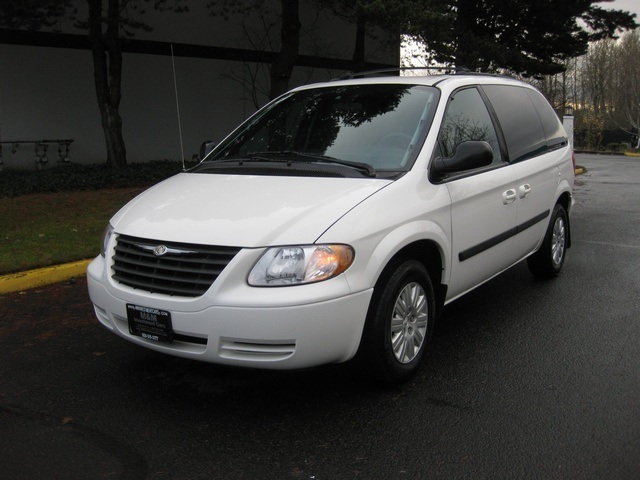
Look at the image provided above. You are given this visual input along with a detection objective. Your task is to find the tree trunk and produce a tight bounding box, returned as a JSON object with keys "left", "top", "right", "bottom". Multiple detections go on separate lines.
{"left": 352, "top": 12, "right": 367, "bottom": 73}
{"left": 269, "top": 0, "right": 300, "bottom": 100}
{"left": 454, "top": 0, "right": 481, "bottom": 71}
{"left": 88, "top": 0, "right": 127, "bottom": 168}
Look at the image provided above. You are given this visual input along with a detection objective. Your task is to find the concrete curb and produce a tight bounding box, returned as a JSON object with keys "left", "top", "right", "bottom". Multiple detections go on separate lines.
{"left": 0, "top": 259, "right": 93, "bottom": 295}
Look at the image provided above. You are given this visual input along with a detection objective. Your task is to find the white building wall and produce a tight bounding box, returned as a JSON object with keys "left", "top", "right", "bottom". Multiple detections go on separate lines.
{"left": 0, "top": 1, "right": 399, "bottom": 170}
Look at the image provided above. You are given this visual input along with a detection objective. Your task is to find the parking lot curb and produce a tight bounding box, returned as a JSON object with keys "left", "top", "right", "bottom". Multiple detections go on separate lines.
{"left": 0, "top": 259, "right": 92, "bottom": 295}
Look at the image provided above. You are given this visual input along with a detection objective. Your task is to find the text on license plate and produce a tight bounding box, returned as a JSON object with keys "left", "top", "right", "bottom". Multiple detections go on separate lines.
{"left": 126, "top": 304, "right": 173, "bottom": 343}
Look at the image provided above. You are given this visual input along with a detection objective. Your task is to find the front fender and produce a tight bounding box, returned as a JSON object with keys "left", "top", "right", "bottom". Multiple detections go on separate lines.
{"left": 316, "top": 170, "right": 452, "bottom": 295}
{"left": 365, "top": 220, "right": 451, "bottom": 287}
{"left": 332, "top": 219, "right": 451, "bottom": 295}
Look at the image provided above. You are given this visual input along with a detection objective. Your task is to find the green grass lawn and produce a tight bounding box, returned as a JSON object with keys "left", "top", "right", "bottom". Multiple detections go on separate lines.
{"left": 0, "top": 188, "right": 143, "bottom": 275}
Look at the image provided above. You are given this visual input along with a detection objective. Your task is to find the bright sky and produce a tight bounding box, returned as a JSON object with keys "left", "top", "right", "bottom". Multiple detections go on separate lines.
{"left": 605, "top": 0, "right": 640, "bottom": 20}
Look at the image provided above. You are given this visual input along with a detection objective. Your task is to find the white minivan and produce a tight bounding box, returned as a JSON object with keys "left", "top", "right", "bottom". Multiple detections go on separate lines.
{"left": 88, "top": 73, "right": 574, "bottom": 383}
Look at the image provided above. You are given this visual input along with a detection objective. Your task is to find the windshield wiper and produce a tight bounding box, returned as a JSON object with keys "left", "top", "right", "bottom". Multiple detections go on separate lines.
{"left": 247, "top": 150, "right": 376, "bottom": 177}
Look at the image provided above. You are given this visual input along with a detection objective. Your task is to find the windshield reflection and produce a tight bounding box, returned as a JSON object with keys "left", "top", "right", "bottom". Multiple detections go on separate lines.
{"left": 210, "top": 84, "right": 439, "bottom": 171}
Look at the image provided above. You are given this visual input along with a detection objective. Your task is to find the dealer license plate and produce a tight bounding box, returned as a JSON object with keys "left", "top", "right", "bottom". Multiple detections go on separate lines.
{"left": 127, "top": 304, "right": 173, "bottom": 343}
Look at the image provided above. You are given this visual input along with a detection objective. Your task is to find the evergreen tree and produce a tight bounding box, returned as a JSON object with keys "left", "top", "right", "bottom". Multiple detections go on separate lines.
{"left": 430, "top": 0, "right": 638, "bottom": 76}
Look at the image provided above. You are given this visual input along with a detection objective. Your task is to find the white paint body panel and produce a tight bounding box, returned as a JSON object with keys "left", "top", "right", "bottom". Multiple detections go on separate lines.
{"left": 111, "top": 173, "right": 391, "bottom": 247}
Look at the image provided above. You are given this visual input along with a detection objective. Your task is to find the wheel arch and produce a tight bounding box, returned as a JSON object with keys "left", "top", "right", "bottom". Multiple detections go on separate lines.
{"left": 394, "top": 241, "right": 447, "bottom": 317}
{"left": 372, "top": 239, "right": 448, "bottom": 319}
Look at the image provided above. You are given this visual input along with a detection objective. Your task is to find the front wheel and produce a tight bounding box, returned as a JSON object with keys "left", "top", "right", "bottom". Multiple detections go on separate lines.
{"left": 358, "top": 259, "right": 436, "bottom": 384}
{"left": 527, "top": 203, "right": 568, "bottom": 279}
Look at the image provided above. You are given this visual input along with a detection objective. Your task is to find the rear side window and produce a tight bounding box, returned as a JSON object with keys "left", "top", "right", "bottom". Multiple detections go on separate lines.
{"left": 482, "top": 85, "right": 546, "bottom": 163}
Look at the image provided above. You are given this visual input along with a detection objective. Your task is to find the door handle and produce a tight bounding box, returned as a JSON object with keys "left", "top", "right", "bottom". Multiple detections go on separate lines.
{"left": 518, "top": 184, "right": 531, "bottom": 198}
{"left": 502, "top": 189, "right": 517, "bottom": 204}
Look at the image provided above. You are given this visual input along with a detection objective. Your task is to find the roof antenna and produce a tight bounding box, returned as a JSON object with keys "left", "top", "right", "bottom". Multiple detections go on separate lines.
{"left": 171, "top": 44, "right": 186, "bottom": 172}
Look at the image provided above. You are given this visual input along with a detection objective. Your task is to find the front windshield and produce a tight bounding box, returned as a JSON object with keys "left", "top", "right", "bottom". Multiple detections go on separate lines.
{"left": 208, "top": 84, "right": 439, "bottom": 171}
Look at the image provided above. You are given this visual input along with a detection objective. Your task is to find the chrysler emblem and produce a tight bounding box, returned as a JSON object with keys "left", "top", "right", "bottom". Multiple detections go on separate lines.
{"left": 135, "top": 243, "right": 198, "bottom": 256}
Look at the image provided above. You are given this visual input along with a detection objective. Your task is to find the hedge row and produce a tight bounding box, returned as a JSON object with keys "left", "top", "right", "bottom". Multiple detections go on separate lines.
{"left": 0, "top": 161, "right": 196, "bottom": 197}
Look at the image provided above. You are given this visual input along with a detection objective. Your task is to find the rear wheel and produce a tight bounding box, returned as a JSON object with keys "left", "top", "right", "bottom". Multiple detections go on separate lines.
{"left": 527, "top": 203, "right": 568, "bottom": 279}
{"left": 359, "top": 259, "right": 436, "bottom": 384}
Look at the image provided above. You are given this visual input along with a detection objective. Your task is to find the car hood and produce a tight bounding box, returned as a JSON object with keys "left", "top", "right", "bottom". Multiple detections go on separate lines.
{"left": 110, "top": 172, "right": 391, "bottom": 247}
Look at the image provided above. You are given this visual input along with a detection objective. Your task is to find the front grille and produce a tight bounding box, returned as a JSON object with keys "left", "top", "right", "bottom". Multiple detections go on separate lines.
{"left": 112, "top": 235, "right": 240, "bottom": 297}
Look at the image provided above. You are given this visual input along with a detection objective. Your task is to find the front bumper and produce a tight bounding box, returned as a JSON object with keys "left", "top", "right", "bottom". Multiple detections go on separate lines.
{"left": 87, "top": 256, "right": 373, "bottom": 369}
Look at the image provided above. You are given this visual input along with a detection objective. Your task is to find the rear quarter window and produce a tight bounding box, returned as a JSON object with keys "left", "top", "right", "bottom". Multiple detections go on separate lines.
{"left": 525, "top": 89, "right": 567, "bottom": 148}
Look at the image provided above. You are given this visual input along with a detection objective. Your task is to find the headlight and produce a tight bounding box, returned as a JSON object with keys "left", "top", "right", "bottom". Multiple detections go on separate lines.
{"left": 101, "top": 223, "right": 114, "bottom": 257}
{"left": 248, "top": 245, "right": 355, "bottom": 286}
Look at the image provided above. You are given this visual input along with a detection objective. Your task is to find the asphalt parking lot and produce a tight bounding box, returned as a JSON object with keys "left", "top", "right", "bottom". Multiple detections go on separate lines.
{"left": 1, "top": 153, "right": 639, "bottom": 479}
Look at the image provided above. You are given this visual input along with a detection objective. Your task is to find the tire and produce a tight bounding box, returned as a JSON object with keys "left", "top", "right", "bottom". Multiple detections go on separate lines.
{"left": 527, "top": 203, "right": 568, "bottom": 279}
{"left": 359, "top": 259, "right": 436, "bottom": 385}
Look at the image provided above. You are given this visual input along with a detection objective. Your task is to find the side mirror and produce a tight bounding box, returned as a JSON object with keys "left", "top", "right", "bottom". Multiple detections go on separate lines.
{"left": 199, "top": 140, "right": 216, "bottom": 160}
{"left": 432, "top": 141, "right": 493, "bottom": 176}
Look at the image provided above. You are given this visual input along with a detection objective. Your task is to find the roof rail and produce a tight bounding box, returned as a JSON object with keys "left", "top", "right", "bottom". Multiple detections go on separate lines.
{"left": 335, "top": 66, "right": 471, "bottom": 80}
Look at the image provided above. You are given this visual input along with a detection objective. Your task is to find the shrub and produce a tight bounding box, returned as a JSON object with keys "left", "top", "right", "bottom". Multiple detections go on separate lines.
{"left": 582, "top": 113, "right": 604, "bottom": 150}
{"left": 0, "top": 161, "right": 196, "bottom": 198}
{"left": 606, "top": 143, "right": 621, "bottom": 152}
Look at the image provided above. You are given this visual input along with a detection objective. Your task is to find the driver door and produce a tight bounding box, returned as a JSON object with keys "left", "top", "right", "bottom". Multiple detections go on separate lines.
{"left": 437, "top": 87, "right": 520, "bottom": 300}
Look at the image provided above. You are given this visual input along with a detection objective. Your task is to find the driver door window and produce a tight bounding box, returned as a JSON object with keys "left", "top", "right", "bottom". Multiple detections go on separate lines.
{"left": 438, "top": 87, "right": 503, "bottom": 165}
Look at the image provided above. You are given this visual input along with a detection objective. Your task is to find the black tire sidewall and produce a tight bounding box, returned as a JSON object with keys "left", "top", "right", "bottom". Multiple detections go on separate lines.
{"left": 528, "top": 203, "right": 568, "bottom": 278}
{"left": 362, "top": 259, "right": 436, "bottom": 384}
{"left": 550, "top": 205, "right": 568, "bottom": 272}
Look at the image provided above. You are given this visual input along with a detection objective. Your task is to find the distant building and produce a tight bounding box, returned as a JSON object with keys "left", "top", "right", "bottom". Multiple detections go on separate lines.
{"left": 0, "top": 1, "right": 399, "bottom": 170}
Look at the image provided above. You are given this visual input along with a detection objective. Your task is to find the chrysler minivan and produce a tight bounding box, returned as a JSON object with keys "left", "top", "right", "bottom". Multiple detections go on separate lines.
{"left": 88, "top": 73, "right": 574, "bottom": 383}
